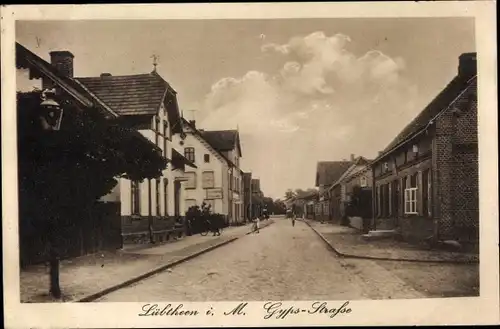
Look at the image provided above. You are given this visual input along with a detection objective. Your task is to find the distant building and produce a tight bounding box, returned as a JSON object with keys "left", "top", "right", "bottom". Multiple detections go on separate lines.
{"left": 314, "top": 160, "right": 352, "bottom": 222}
{"left": 371, "top": 53, "right": 478, "bottom": 246}
{"left": 242, "top": 172, "right": 253, "bottom": 222}
{"left": 327, "top": 156, "right": 371, "bottom": 224}
{"left": 251, "top": 178, "right": 264, "bottom": 218}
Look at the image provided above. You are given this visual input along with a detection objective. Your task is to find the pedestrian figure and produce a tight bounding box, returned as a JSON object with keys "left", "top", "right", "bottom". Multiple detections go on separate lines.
{"left": 292, "top": 214, "right": 296, "bottom": 227}
{"left": 253, "top": 216, "right": 260, "bottom": 233}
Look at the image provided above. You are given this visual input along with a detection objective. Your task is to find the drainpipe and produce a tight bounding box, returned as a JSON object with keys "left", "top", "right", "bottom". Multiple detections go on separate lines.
{"left": 371, "top": 166, "right": 377, "bottom": 232}
{"left": 148, "top": 179, "right": 154, "bottom": 244}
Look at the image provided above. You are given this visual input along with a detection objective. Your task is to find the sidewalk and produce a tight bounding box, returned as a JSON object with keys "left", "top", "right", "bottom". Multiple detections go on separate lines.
{"left": 21, "top": 219, "right": 274, "bottom": 303}
{"left": 303, "top": 219, "right": 478, "bottom": 264}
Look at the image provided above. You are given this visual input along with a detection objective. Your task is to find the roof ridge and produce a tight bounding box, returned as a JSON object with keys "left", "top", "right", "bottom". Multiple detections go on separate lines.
{"left": 374, "top": 73, "right": 475, "bottom": 163}
{"left": 76, "top": 72, "right": 157, "bottom": 79}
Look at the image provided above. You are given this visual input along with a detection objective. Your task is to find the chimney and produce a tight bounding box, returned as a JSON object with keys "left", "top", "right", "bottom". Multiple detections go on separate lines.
{"left": 189, "top": 120, "right": 196, "bottom": 128}
{"left": 458, "top": 52, "right": 477, "bottom": 78}
{"left": 100, "top": 73, "right": 112, "bottom": 78}
{"left": 43, "top": 50, "right": 74, "bottom": 90}
{"left": 350, "top": 154, "right": 355, "bottom": 162}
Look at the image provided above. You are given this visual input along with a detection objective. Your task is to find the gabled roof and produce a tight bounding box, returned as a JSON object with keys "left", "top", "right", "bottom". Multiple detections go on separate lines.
{"left": 76, "top": 71, "right": 184, "bottom": 134}
{"left": 15, "top": 42, "right": 118, "bottom": 119}
{"left": 75, "top": 72, "right": 173, "bottom": 116}
{"left": 315, "top": 161, "right": 352, "bottom": 187}
{"left": 181, "top": 117, "right": 233, "bottom": 166}
{"left": 374, "top": 55, "right": 477, "bottom": 164}
{"left": 330, "top": 156, "right": 371, "bottom": 189}
{"left": 201, "top": 130, "right": 242, "bottom": 157}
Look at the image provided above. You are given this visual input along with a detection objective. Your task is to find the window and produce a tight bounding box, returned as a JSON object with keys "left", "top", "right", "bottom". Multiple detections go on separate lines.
{"left": 163, "top": 122, "right": 168, "bottom": 157}
{"left": 185, "top": 172, "right": 197, "bottom": 189}
{"left": 404, "top": 173, "right": 418, "bottom": 214}
{"left": 204, "top": 154, "right": 210, "bottom": 163}
{"left": 185, "top": 199, "right": 197, "bottom": 210}
{"left": 184, "top": 147, "right": 195, "bottom": 163}
{"left": 163, "top": 179, "right": 168, "bottom": 216}
{"left": 422, "top": 169, "right": 431, "bottom": 217}
{"left": 360, "top": 176, "right": 367, "bottom": 187}
{"left": 131, "top": 180, "right": 140, "bottom": 215}
{"left": 155, "top": 179, "right": 161, "bottom": 216}
{"left": 202, "top": 171, "right": 215, "bottom": 189}
{"left": 155, "top": 117, "right": 160, "bottom": 145}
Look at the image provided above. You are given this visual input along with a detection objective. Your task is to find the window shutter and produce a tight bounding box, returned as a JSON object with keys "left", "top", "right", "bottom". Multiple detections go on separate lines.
{"left": 417, "top": 171, "right": 423, "bottom": 215}
{"left": 404, "top": 189, "right": 409, "bottom": 214}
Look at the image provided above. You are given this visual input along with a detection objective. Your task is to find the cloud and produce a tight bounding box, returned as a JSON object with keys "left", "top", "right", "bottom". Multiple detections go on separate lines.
{"left": 198, "top": 31, "right": 418, "bottom": 198}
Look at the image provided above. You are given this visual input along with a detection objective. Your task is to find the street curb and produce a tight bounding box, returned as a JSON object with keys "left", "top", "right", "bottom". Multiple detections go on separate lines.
{"left": 77, "top": 236, "right": 238, "bottom": 302}
{"left": 303, "top": 220, "right": 478, "bottom": 265}
{"left": 78, "top": 220, "right": 276, "bottom": 302}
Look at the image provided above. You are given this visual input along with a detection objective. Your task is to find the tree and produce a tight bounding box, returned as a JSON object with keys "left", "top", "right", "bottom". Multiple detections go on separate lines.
{"left": 17, "top": 91, "right": 168, "bottom": 299}
{"left": 284, "top": 189, "right": 296, "bottom": 200}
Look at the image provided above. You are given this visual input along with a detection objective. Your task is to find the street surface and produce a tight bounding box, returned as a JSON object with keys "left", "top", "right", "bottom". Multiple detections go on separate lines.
{"left": 97, "top": 218, "right": 424, "bottom": 301}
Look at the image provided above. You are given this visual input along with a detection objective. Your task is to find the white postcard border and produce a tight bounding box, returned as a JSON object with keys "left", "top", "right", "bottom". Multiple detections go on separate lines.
{"left": 2, "top": 2, "right": 498, "bottom": 328}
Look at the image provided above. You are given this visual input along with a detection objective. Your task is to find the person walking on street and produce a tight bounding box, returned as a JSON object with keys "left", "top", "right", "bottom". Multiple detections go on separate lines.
{"left": 292, "top": 213, "right": 296, "bottom": 227}
{"left": 254, "top": 216, "right": 260, "bottom": 233}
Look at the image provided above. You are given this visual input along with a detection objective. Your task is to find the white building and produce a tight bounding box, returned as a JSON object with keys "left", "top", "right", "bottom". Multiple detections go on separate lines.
{"left": 77, "top": 70, "right": 196, "bottom": 244}
{"left": 175, "top": 121, "right": 245, "bottom": 225}
{"left": 173, "top": 119, "right": 231, "bottom": 216}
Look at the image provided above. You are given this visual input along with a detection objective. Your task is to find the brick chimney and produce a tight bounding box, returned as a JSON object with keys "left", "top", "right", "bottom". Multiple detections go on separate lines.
{"left": 350, "top": 154, "right": 355, "bottom": 161}
{"left": 42, "top": 50, "right": 75, "bottom": 89}
{"left": 458, "top": 52, "right": 477, "bottom": 78}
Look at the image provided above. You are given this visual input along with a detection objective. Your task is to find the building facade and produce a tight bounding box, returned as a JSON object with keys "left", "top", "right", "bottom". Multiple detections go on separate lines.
{"left": 242, "top": 172, "right": 253, "bottom": 222}
{"left": 173, "top": 119, "right": 231, "bottom": 217}
{"left": 327, "top": 156, "right": 371, "bottom": 223}
{"left": 16, "top": 42, "right": 167, "bottom": 264}
{"left": 202, "top": 130, "right": 244, "bottom": 224}
{"left": 76, "top": 69, "right": 195, "bottom": 245}
{"left": 371, "top": 53, "right": 478, "bottom": 245}
{"left": 314, "top": 160, "right": 352, "bottom": 222}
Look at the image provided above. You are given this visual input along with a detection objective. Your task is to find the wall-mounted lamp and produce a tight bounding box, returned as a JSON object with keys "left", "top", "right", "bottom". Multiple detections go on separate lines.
{"left": 39, "top": 89, "right": 63, "bottom": 131}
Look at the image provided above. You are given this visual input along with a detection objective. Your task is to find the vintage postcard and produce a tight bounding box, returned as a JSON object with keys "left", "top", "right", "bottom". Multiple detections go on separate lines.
{"left": 1, "top": 1, "right": 498, "bottom": 328}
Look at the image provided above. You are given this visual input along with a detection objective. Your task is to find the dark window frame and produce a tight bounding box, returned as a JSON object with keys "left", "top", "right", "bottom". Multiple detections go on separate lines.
{"left": 131, "top": 180, "right": 140, "bottom": 215}
{"left": 184, "top": 147, "right": 195, "bottom": 163}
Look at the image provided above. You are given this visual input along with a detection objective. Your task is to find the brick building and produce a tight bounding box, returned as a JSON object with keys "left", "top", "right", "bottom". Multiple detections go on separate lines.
{"left": 371, "top": 53, "right": 478, "bottom": 246}
{"left": 314, "top": 161, "right": 352, "bottom": 222}
{"left": 327, "top": 156, "right": 371, "bottom": 223}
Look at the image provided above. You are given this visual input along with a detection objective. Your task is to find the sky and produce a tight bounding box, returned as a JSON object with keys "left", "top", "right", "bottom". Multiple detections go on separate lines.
{"left": 16, "top": 18, "right": 475, "bottom": 199}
